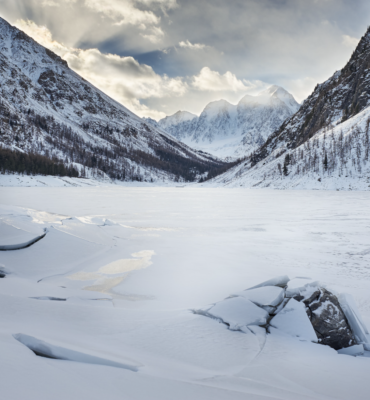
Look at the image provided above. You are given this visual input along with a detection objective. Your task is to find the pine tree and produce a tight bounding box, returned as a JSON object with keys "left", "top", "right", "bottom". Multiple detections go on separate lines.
{"left": 283, "top": 154, "right": 290, "bottom": 176}
{"left": 323, "top": 151, "right": 328, "bottom": 171}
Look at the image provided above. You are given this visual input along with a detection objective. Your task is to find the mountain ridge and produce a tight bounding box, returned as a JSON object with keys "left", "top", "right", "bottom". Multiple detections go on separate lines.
{"left": 151, "top": 86, "right": 299, "bottom": 159}
{"left": 207, "top": 26, "right": 370, "bottom": 189}
{"left": 0, "top": 16, "right": 227, "bottom": 182}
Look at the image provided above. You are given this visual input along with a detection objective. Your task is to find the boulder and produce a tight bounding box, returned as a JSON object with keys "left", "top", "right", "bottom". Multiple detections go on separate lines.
{"left": 295, "top": 288, "right": 356, "bottom": 350}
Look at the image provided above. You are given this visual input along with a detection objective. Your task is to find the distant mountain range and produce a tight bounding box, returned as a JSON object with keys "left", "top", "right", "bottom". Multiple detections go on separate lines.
{"left": 0, "top": 17, "right": 226, "bottom": 182}
{"left": 146, "top": 86, "right": 299, "bottom": 159}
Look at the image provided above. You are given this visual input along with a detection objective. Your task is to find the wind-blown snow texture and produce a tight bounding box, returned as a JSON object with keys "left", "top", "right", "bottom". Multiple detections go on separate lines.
{"left": 150, "top": 86, "right": 299, "bottom": 159}
{"left": 0, "top": 17, "right": 224, "bottom": 182}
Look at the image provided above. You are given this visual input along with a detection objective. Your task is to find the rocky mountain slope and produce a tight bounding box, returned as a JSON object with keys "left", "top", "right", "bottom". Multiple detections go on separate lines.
{"left": 152, "top": 86, "right": 299, "bottom": 159}
{"left": 250, "top": 26, "right": 370, "bottom": 166}
{"left": 0, "top": 17, "right": 226, "bottom": 182}
{"left": 206, "top": 26, "right": 370, "bottom": 190}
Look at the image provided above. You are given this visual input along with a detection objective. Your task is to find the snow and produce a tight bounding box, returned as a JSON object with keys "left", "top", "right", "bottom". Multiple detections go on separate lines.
{"left": 285, "top": 278, "right": 319, "bottom": 297}
{"left": 339, "top": 293, "right": 370, "bottom": 350}
{"left": 247, "top": 275, "right": 290, "bottom": 290}
{"left": 337, "top": 344, "right": 365, "bottom": 356}
{"left": 202, "top": 296, "right": 269, "bottom": 329}
{"left": 1, "top": 187, "right": 370, "bottom": 399}
{"left": 208, "top": 98, "right": 370, "bottom": 190}
{"left": 155, "top": 86, "right": 299, "bottom": 159}
{"left": 234, "top": 286, "right": 285, "bottom": 307}
{"left": 0, "top": 221, "right": 46, "bottom": 250}
{"left": 13, "top": 333, "right": 140, "bottom": 371}
{"left": 270, "top": 299, "right": 318, "bottom": 342}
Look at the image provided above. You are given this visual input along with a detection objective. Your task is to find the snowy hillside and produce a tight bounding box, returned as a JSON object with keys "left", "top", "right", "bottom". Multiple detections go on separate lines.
{"left": 152, "top": 86, "right": 299, "bottom": 159}
{"left": 207, "top": 105, "right": 370, "bottom": 190}
{"left": 0, "top": 17, "right": 226, "bottom": 182}
{"left": 251, "top": 26, "right": 370, "bottom": 166}
{"left": 206, "top": 25, "right": 370, "bottom": 189}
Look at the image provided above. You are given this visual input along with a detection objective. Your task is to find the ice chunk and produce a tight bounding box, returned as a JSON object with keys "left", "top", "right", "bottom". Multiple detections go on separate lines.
{"left": 270, "top": 299, "right": 318, "bottom": 342}
{"left": 338, "top": 293, "right": 370, "bottom": 350}
{"left": 247, "top": 275, "right": 290, "bottom": 290}
{"left": 337, "top": 344, "right": 364, "bottom": 356}
{"left": 234, "top": 286, "right": 284, "bottom": 307}
{"left": 207, "top": 297, "right": 269, "bottom": 330}
{"left": 0, "top": 221, "right": 46, "bottom": 250}
{"left": 285, "top": 278, "right": 319, "bottom": 298}
{"left": 13, "top": 333, "right": 139, "bottom": 371}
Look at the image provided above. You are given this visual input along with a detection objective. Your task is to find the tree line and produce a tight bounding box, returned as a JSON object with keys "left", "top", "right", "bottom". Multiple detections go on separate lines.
{"left": 0, "top": 147, "right": 79, "bottom": 177}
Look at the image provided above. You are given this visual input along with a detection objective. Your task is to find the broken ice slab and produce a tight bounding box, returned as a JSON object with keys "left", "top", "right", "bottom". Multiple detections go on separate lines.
{"left": 270, "top": 298, "right": 318, "bottom": 342}
{"left": 285, "top": 278, "right": 319, "bottom": 298}
{"left": 338, "top": 293, "right": 370, "bottom": 350}
{"left": 204, "top": 297, "right": 269, "bottom": 330}
{"left": 246, "top": 275, "right": 290, "bottom": 290}
{"left": 0, "top": 221, "right": 46, "bottom": 250}
{"left": 337, "top": 344, "right": 364, "bottom": 356}
{"left": 233, "top": 286, "right": 285, "bottom": 308}
{"left": 13, "top": 333, "right": 140, "bottom": 371}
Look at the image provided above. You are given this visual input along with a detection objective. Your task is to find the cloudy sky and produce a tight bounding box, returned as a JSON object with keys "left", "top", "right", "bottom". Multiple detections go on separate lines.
{"left": 0, "top": 0, "right": 369, "bottom": 119}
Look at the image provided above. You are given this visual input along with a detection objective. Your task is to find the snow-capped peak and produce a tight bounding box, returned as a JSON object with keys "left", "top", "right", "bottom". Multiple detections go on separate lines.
{"left": 157, "top": 86, "right": 299, "bottom": 159}
{"left": 238, "top": 85, "right": 299, "bottom": 114}
{"left": 160, "top": 110, "right": 197, "bottom": 129}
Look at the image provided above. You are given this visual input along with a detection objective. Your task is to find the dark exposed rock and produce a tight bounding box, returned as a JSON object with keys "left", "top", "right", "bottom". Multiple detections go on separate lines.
{"left": 293, "top": 294, "right": 304, "bottom": 302}
{"left": 45, "top": 48, "right": 68, "bottom": 68}
{"left": 302, "top": 288, "right": 356, "bottom": 350}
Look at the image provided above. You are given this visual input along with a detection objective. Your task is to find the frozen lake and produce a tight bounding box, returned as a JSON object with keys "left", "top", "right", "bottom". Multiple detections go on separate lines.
{"left": 1, "top": 187, "right": 370, "bottom": 399}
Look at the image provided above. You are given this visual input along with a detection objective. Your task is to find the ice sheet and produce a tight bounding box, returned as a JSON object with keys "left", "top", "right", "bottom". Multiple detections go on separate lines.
{"left": 1, "top": 188, "right": 370, "bottom": 400}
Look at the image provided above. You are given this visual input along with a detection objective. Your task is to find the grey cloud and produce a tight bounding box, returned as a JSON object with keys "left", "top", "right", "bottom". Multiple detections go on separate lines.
{"left": 1, "top": 0, "right": 369, "bottom": 116}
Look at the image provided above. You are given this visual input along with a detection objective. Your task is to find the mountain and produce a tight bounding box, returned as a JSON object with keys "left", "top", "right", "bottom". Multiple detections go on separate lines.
{"left": 0, "top": 17, "right": 226, "bottom": 182}
{"left": 206, "top": 27, "right": 370, "bottom": 190}
{"left": 157, "top": 111, "right": 197, "bottom": 140}
{"left": 251, "top": 27, "right": 370, "bottom": 165}
{"left": 153, "top": 86, "right": 299, "bottom": 159}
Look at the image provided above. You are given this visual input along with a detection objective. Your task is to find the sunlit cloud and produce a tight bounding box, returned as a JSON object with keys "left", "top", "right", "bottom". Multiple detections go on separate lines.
{"left": 14, "top": 19, "right": 272, "bottom": 120}
{"left": 342, "top": 34, "right": 359, "bottom": 48}
{"left": 178, "top": 40, "right": 206, "bottom": 50}
{"left": 14, "top": 19, "right": 187, "bottom": 119}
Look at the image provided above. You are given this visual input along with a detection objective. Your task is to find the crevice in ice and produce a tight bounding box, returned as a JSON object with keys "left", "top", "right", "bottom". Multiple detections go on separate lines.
{"left": 13, "top": 333, "right": 139, "bottom": 371}
{"left": 30, "top": 297, "right": 67, "bottom": 301}
{"left": 191, "top": 309, "right": 231, "bottom": 328}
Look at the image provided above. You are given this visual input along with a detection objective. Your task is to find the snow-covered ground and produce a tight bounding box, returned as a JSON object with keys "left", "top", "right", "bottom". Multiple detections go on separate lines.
{"left": 0, "top": 174, "right": 176, "bottom": 187}
{"left": 1, "top": 187, "right": 370, "bottom": 399}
